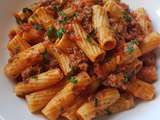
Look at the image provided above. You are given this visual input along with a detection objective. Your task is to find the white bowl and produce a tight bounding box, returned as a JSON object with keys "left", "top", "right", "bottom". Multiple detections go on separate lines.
{"left": 0, "top": 0, "right": 160, "bottom": 120}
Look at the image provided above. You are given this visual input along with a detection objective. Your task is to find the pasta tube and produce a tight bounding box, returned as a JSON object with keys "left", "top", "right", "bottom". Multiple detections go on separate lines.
{"left": 54, "top": 34, "right": 76, "bottom": 53}
{"left": 42, "top": 72, "right": 92, "bottom": 120}
{"left": 77, "top": 88, "right": 120, "bottom": 120}
{"left": 28, "top": 7, "right": 55, "bottom": 30}
{"left": 63, "top": 7, "right": 76, "bottom": 17}
{"left": 127, "top": 78, "right": 155, "bottom": 100}
{"left": 22, "top": 28, "right": 43, "bottom": 44}
{"left": 121, "top": 42, "right": 142, "bottom": 64}
{"left": 92, "top": 5, "right": 116, "bottom": 50}
{"left": 48, "top": 45, "right": 72, "bottom": 76}
{"left": 141, "top": 32, "right": 160, "bottom": 55}
{"left": 137, "top": 66, "right": 157, "bottom": 83}
{"left": 7, "top": 34, "right": 31, "bottom": 55}
{"left": 134, "top": 8, "right": 153, "bottom": 35}
{"left": 107, "top": 93, "right": 134, "bottom": 114}
{"left": 104, "top": 0, "right": 124, "bottom": 18}
{"left": 62, "top": 96, "right": 85, "bottom": 120}
{"left": 15, "top": 68, "right": 64, "bottom": 96}
{"left": 5, "top": 43, "right": 46, "bottom": 79}
{"left": 26, "top": 81, "right": 66, "bottom": 112}
{"left": 72, "top": 23, "right": 105, "bottom": 62}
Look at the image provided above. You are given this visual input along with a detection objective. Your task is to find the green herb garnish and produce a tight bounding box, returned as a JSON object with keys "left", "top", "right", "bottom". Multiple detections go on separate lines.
{"left": 32, "top": 76, "right": 38, "bottom": 80}
{"left": 56, "top": 28, "right": 65, "bottom": 39}
{"left": 68, "top": 76, "right": 78, "bottom": 84}
{"left": 69, "top": 66, "right": 77, "bottom": 76}
{"left": 42, "top": 49, "right": 49, "bottom": 64}
{"left": 94, "top": 97, "right": 99, "bottom": 107}
{"left": 32, "top": 23, "right": 44, "bottom": 32}
{"left": 127, "top": 39, "right": 139, "bottom": 54}
{"left": 104, "top": 109, "right": 112, "bottom": 115}
{"left": 123, "top": 11, "right": 132, "bottom": 22}
{"left": 86, "top": 35, "right": 92, "bottom": 43}
{"left": 72, "top": 12, "right": 78, "bottom": 18}
{"left": 53, "top": 4, "right": 61, "bottom": 12}
{"left": 15, "top": 16, "right": 24, "bottom": 25}
{"left": 123, "top": 73, "right": 129, "bottom": 83}
{"left": 22, "top": 8, "right": 33, "bottom": 14}
{"left": 58, "top": 11, "right": 68, "bottom": 24}
{"left": 47, "top": 26, "right": 55, "bottom": 39}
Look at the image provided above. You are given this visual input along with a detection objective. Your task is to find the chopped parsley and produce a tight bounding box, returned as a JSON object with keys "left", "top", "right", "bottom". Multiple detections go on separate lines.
{"left": 15, "top": 16, "right": 25, "bottom": 25}
{"left": 72, "top": 12, "right": 78, "bottom": 18}
{"left": 94, "top": 97, "right": 99, "bottom": 107}
{"left": 52, "top": 4, "right": 61, "bottom": 12}
{"left": 42, "top": 49, "right": 49, "bottom": 64}
{"left": 104, "top": 109, "right": 112, "bottom": 115}
{"left": 123, "top": 73, "right": 129, "bottom": 83}
{"left": 22, "top": 8, "right": 33, "bottom": 14}
{"left": 69, "top": 66, "right": 77, "bottom": 76}
{"left": 69, "top": 76, "right": 78, "bottom": 84}
{"left": 47, "top": 26, "right": 55, "bottom": 39}
{"left": 123, "top": 11, "right": 132, "bottom": 22}
{"left": 32, "top": 76, "right": 38, "bottom": 80}
{"left": 58, "top": 11, "right": 68, "bottom": 24}
{"left": 60, "top": 107, "right": 64, "bottom": 112}
{"left": 56, "top": 28, "right": 65, "bottom": 39}
{"left": 86, "top": 35, "right": 92, "bottom": 43}
{"left": 127, "top": 39, "right": 140, "bottom": 54}
{"left": 32, "top": 23, "right": 44, "bottom": 32}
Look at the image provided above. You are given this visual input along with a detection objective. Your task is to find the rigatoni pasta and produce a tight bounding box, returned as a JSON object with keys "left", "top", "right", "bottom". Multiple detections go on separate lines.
{"left": 141, "top": 32, "right": 160, "bottom": 55}
{"left": 4, "top": 0, "right": 160, "bottom": 120}
{"left": 7, "top": 34, "right": 31, "bottom": 55}
{"left": 28, "top": 7, "right": 55, "bottom": 30}
{"left": 72, "top": 23, "right": 105, "bottom": 62}
{"left": 26, "top": 81, "right": 66, "bottom": 112}
{"left": 5, "top": 42, "right": 46, "bottom": 79}
{"left": 92, "top": 5, "right": 116, "bottom": 50}
{"left": 77, "top": 88, "right": 120, "bottom": 120}
{"left": 134, "top": 8, "right": 153, "bottom": 35}
{"left": 127, "top": 78, "right": 155, "bottom": 100}
{"left": 42, "top": 72, "right": 92, "bottom": 120}
{"left": 15, "top": 68, "right": 64, "bottom": 96}
{"left": 48, "top": 44, "right": 72, "bottom": 76}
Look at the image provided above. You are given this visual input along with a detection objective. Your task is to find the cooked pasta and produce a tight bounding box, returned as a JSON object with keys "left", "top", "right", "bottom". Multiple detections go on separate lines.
{"left": 42, "top": 72, "right": 92, "bottom": 120}
{"left": 141, "top": 32, "right": 160, "bottom": 55}
{"left": 15, "top": 68, "right": 64, "bottom": 96}
{"left": 48, "top": 44, "right": 72, "bottom": 76}
{"left": 7, "top": 34, "right": 31, "bottom": 55}
{"left": 134, "top": 8, "right": 153, "bottom": 35}
{"left": 104, "top": 0, "right": 124, "bottom": 19}
{"left": 72, "top": 23, "right": 105, "bottom": 62}
{"left": 26, "top": 81, "right": 66, "bottom": 112}
{"left": 92, "top": 5, "right": 116, "bottom": 50}
{"left": 127, "top": 78, "right": 155, "bottom": 100}
{"left": 4, "top": 0, "right": 160, "bottom": 120}
{"left": 77, "top": 88, "right": 120, "bottom": 120}
{"left": 28, "top": 7, "right": 56, "bottom": 30}
{"left": 107, "top": 93, "right": 135, "bottom": 114}
{"left": 5, "top": 42, "right": 46, "bottom": 79}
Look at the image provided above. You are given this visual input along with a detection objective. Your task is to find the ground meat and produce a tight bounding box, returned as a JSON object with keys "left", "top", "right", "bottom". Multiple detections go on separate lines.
{"left": 21, "top": 65, "right": 40, "bottom": 81}
{"left": 68, "top": 46, "right": 88, "bottom": 67}
{"left": 76, "top": 6, "right": 93, "bottom": 34}
{"left": 103, "top": 73, "right": 128, "bottom": 90}
{"left": 109, "top": 12, "right": 144, "bottom": 42}
{"left": 137, "top": 66, "right": 157, "bottom": 83}
{"left": 140, "top": 51, "right": 156, "bottom": 66}
{"left": 78, "top": 62, "right": 88, "bottom": 71}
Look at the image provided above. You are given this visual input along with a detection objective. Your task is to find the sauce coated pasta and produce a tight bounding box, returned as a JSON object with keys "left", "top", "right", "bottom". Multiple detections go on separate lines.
{"left": 4, "top": 0, "right": 160, "bottom": 120}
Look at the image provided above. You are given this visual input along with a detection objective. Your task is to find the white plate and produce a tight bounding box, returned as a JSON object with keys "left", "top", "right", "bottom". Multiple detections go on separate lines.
{"left": 0, "top": 0, "right": 160, "bottom": 120}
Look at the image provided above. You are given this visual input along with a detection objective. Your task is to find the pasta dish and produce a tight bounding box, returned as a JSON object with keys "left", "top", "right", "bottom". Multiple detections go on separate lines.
{"left": 4, "top": 0, "right": 160, "bottom": 120}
